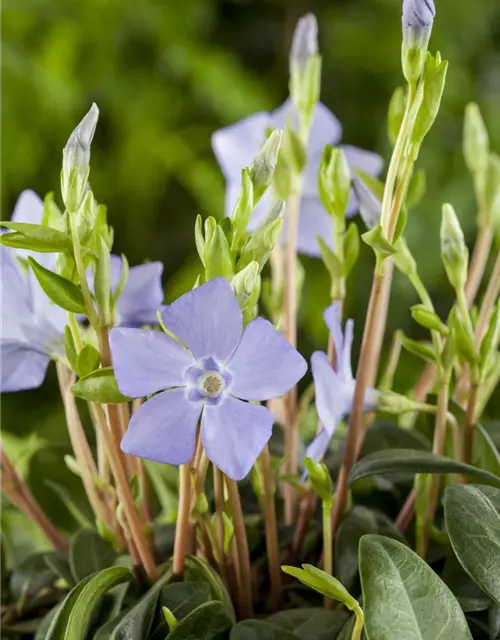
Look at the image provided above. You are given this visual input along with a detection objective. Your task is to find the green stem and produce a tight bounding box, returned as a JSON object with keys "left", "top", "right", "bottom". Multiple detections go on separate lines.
{"left": 67, "top": 312, "right": 84, "bottom": 352}
{"left": 68, "top": 212, "right": 99, "bottom": 327}
{"left": 173, "top": 463, "right": 191, "bottom": 576}
{"left": 351, "top": 608, "right": 365, "bottom": 640}
{"left": 322, "top": 499, "right": 333, "bottom": 608}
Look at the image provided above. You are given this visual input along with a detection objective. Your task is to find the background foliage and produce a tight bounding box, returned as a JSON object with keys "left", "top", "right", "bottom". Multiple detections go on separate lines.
{"left": 2, "top": 0, "right": 500, "bottom": 550}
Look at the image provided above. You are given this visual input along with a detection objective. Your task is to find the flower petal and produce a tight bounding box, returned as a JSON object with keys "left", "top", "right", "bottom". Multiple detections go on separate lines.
{"left": 117, "top": 262, "right": 164, "bottom": 327}
{"left": 12, "top": 190, "right": 44, "bottom": 225}
{"left": 201, "top": 396, "right": 273, "bottom": 480}
{"left": 304, "top": 427, "right": 333, "bottom": 464}
{"left": 294, "top": 197, "right": 334, "bottom": 257}
{"left": 110, "top": 327, "right": 195, "bottom": 397}
{"left": 121, "top": 388, "right": 200, "bottom": 465}
{"left": 323, "top": 303, "right": 344, "bottom": 374}
{"left": 1, "top": 249, "right": 32, "bottom": 343}
{"left": 341, "top": 319, "right": 355, "bottom": 381}
{"left": 311, "top": 351, "right": 346, "bottom": 435}
{"left": 341, "top": 145, "right": 384, "bottom": 177}
{"left": 227, "top": 317, "right": 307, "bottom": 401}
{"left": 161, "top": 278, "right": 243, "bottom": 362}
{"left": 212, "top": 112, "right": 270, "bottom": 181}
{"left": 1, "top": 342, "right": 50, "bottom": 392}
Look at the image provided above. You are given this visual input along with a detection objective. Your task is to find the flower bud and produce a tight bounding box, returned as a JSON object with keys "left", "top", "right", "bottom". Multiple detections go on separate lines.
{"left": 440, "top": 203, "right": 468, "bottom": 292}
{"left": 61, "top": 103, "right": 99, "bottom": 212}
{"left": 483, "top": 153, "right": 500, "bottom": 227}
{"left": 241, "top": 201, "right": 284, "bottom": 270}
{"left": 352, "top": 176, "right": 382, "bottom": 231}
{"left": 303, "top": 457, "right": 333, "bottom": 504}
{"left": 411, "top": 52, "right": 448, "bottom": 150}
{"left": 402, "top": 0, "right": 436, "bottom": 83}
{"left": 463, "top": 103, "right": 489, "bottom": 176}
{"left": 290, "top": 13, "right": 318, "bottom": 77}
{"left": 232, "top": 261, "right": 260, "bottom": 308}
{"left": 205, "top": 225, "right": 234, "bottom": 281}
{"left": 289, "top": 14, "right": 321, "bottom": 117}
{"left": 318, "top": 146, "right": 351, "bottom": 220}
{"left": 250, "top": 129, "right": 283, "bottom": 202}
{"left": 231, "top": 168, "right": 254, "bottom": 243}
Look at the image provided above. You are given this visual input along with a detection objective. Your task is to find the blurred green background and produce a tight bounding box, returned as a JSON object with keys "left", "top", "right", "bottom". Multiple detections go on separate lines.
{"left": 2, "top": 0, "right": 500, "bottom": 546}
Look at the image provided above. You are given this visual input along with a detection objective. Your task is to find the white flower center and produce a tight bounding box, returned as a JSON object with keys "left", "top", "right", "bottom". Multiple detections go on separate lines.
{"left": 199, "top": 372, "right": 224, "bottom": 398}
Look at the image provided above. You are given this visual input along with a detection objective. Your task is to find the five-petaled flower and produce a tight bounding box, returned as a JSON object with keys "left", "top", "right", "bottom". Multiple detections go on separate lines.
{"left": 0, "top": 190, "right": 164, "bottom": 392}
{"left": 305, "top": 302, "right": 378, "bottom": 464}
{"left": 212, "top": 99, "right": 383, "bottom": 257}
{"left": 110, "top": 277, "right": 308, "bottom": 480}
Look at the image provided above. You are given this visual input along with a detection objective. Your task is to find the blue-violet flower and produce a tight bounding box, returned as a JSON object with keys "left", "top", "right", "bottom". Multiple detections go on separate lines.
{"left": 212, "top": 99, "right": 383, "bottom": 257}
{"left": 110, "top": 277, "right": 307, "bottom": 480}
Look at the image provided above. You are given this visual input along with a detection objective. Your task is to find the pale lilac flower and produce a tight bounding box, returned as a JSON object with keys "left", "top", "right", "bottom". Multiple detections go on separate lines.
{"left": 110, "top": 278, "right": 307, "bottom": 480}
{"left": 212, "top": 98, "right": 384, "bottom": 257}
{"left": 305, "top": 303, "right": 378, "bottom": 463}
{"left": 403, "top": 0, "right": 435, "bottom": 32}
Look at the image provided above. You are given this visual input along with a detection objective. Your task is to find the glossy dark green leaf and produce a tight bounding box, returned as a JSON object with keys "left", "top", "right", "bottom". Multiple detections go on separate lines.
{"left": 75, "top": 344, "right": 101, "bottom": 378}
{"left": 28, "top": 256, "right": 86, "bottom": 313}
{"left": 168, "top": 601, "right": 233, "bottom": 640}
{"left": 109, "top": 564, "right": 173, "bottom": 640}
{"left": 348, "top": 449, "right": 500, "bottom": 488}
{"left": 64, "top": 567, "right": 134, "bottom": 640}
{"left": 69, "top": 530, "right": 116, "bottom": 582}
{"left": 9, "top": 552, "right": 58, "bottom": 601}
{"left": 35, "top": 605, "right": 60, "bottom": 640}
{"left": 361, "top": 423, "right": 430, "bottom": 455}
{"left": 184, "top": 556, "right": 236, "bottom": 623}
{"left": 359, "top": 535, "right": 472, "bottom": 640}
{"left": 442, "top": 552, "right": 491, "bottom": 612}
{"left": 335, "top": 506, "right": 406, "bottom": 591}
{"left": 94, "top": 612, "right": 129, "bottom": 640}
{"left": 45, "top": 552, "right": 75, "bottom": 587}
{"left": 44, "top": 576, "right": 92, "bottom": 640}
{"left": 473, "top": 423, "right": 500, "bottom": 478}
{"left": 489, "top": 605, "right": 500, "bottom": 640}
{"left": 444, "top": 484, "right": 500, "bottom": 605}
{"left": 230, "top": 620, "right": 297, "bottom": 640}
{"left": 71, "top": 367, "right": 132, "bottom": 404}
{"left": 266, "top": 608, "right": 349, "bottom": 640}
{"left": 151, "top": 582, "right": 211, "bottom": 639}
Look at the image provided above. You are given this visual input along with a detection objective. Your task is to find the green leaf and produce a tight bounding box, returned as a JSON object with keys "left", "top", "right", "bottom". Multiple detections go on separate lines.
{"left": 392, "top": 205, "right": 408, "bottom": 243}
{"left": 75, "top": 344, "right": 101, "bottom": 378}
{"left": 150, "top": 582, "right": 212, "bottom": 639}
{"left": 359, "top": 535, "right": 472, "bottom": 640}
{"left": 401, "top": 335, "right": 437, "bottom": 364}
{"left": 71, "top": 367, "right": 132, "bottom": 404}
{"left": 167, "top": 601, "right": 233, "bottom": 640}
{"left": 474, "top": 423, "right": 500, "bottom": 478}
{"left": 64, "top": 326, "right": 79, "bottom": 372}
{"left": 343, "top": 222, "right": 360, "bottom": 277}
{"left": 44, "top": 576, "right": 92, "bottom": 640}
{"left": 317, "top": 236, "right": 343, "bottom": 282}
{"left": 184, "top": 556, "right": 236, "bottom": 623}
{"left": 45, "top": 480, "right": 93, "bottom": 530}
{"left": 28, "top": 256, "right": 86, "bottom": 314}
{"left": 349, "top": 449, "right": 500, "bottom": 488}
{"left": 205, "top": 225, "right": 234, "bottom": 281}
{"left": 44, "top": 552, "right": 75, "bottom": 587}
{"left": 335, "top": 506, "right": 406, "bottom": 592}
{"left": 110, "top": 565, "right": 173, "bottom": 640}
{"left": 230, "top": 620, "right": 297, "bottom": 640}
{"left": 0, "top": 222, "right": 71, "bottom": 251}
{"left": 281, "top": 564, "right": 359, "bottom": 612}
{"left": 361, "top": 224, "right": 397, "bottom": 258}
{"left": 406, "top": 169, "right": 427, "bottom": 209}
{"left": 444, "top": 484, "right": 500, "bottom": 605}
{"left": 266, "top": 608, "right": 349, "bottom": 640}
{"left": 442, "top": 551, "right": 491, "bottom": 612}
{"left": 94, "top": 240, "right": 112, "bottom": 322}
{"left": 303, "top": 458, "right": 333, "bottom": 503}
{"left": 9, "top": 552, "right": 58, "bottom": 601}
{"left": 410, "top": 304, "right": 449, "bottom": 336}
{"left": 62, "top": 567, "right": 133, "bottom": 640}
{"left": 490, "top": 606, "right": 500, "bottom": 640}
{"left": 361, "top": 423, "right": 431, "bottom": 455}
{"left": 69, "top": 530, "right": 116, "bottom": 582}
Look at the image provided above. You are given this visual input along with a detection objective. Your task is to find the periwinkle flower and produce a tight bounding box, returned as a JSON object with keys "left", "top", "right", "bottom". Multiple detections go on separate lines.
{"left": 212, "top": 99, "right": 383, "bottom": 257}
{"left": 305, "top": 303, "right": 378, "bottom": 463}
{"left": 110, "top": 278, "right": 307, "bottom": 480}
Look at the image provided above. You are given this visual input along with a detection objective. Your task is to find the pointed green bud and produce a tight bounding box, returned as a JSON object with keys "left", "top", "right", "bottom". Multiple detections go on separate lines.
{"left": 195, "top": 215, "right": 205, "bottom": 266}
{"left": 318, "top": 146, "right": 351, "bottom": 220}
{"left": 231, "top": 168, "right": 254, "bottom": 243}
{"left": 94, "top": 239, "right": 111, "bottom": 324}
{"left": 394, "top": 237, "right": 417, "bottom": 277}
{"left": 411, "top": 52, "right": 448, "bottom": 149}
{"left": 205, "top": 225, "right": 234, "bottom": 281}
{"left": 440, "top": 203, "right": 468, "bottom": 292}
{"left": 61, "top": 103, "right": 99, "bottom": 212}
{"left": 479, "top": 302, "right": 500, "bottom": 369}
{"left": 232, "top": 261, "right": 260, "bottom": 308}
{"left": 303, "top": 457, "right": 333, "bottom": 504}
{"left": 240, "top": 201, "right": 285, "bottom": 270}
{"left": 378, "top": 391, "right": 426, "bottom": 415}
{"left": 388, "top": 86, "right": 406, "bottom": 146}
{"left": 411, "top": 304, "right": 449, "bottom": 336}
{"left": 483, "top": 153, "right": 500, "bottom": 227}
{"left": 250, "top": 129, "right": 283, "bottom": 202}
{"left": 204, "top": 217, "right": 217, "bottom": 251}
{"left": 448, "top": 307, "right": 477, "bottom": 366}
{"left": 282, "top": 125, "right": 307, "bottom": 175}
{"left": 463, "top": 103, "right": 489, "bottom": 176}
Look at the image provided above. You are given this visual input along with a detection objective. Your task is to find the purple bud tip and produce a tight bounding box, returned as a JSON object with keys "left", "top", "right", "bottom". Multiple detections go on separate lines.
{"left": 290, "top": 13, "right": 318, "bottom": 72}
{"left": 402, "top": 0, "right": 435, "bottom": 30}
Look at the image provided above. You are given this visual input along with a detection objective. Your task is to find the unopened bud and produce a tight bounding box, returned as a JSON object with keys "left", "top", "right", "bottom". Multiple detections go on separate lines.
{"left": 250, "top": 129, "right": 282, "bottom": 202}
{"left": 464, "top": 103, "right": 489, "bottom": 176}
{"left": 411, "top": 52, "right": 448, "bottom": 149}
{"left": 232, "top": 261, "right": 260, "bottom": 307}
{"left": 440, "top": 203, "right": 468, "bottom": 292}
{"left": 61, "top": 103, "right": 99, "bottom": 212}
{"left": 483, "top": 153, "right": 500, "bottom": 227}
{"left": 318, "top": 146, "right": 351, "bottom": 220}
{"left": 402, "top": 0, "right": 436, "bottom": 83}
{"left": 290, "top": 13, "right": 318, "bottom": 77}
{"left": 303, "top": 457, "right": 333, "bottom": 503}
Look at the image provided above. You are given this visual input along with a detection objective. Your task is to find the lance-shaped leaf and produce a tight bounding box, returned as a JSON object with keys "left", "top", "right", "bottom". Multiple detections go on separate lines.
{"left": 28, "top": 256, "right": 86, "bottom": 314}
{"left": 71, "top": 367, "right": 132, "bottom": 404}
